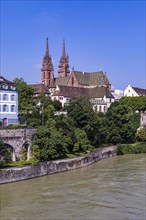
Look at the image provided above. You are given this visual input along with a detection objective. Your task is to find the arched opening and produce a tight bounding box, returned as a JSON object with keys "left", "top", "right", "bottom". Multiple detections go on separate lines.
{"left": 1, "top": 144, "right": 16, "bottom": 162}
{"left": 3, "top": 118, "right": 8, "bottom": 126}
{"left": 22, "top": 141, "right": 31, "bottom": 161}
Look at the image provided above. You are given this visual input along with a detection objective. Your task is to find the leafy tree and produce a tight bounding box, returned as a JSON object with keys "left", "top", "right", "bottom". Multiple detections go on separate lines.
{"left": 66, "top": 97, "right": 96, "bottom": 145}
{"left": 119, "top": 96, "right": 146, "bottom": 111}
{"left": 52, "top": 100, "right": 62, "bottom": 111}
{"left": 31, "top": 145, "right": 41, "bottom": 160}
{"left": 136, "top": 128, "right": 146, "bottom": 142}
{"left": 32, "top": 119, "right": 70, "bottom": 161}
{"left": 13, "top": 78, "right": 34, "bottom": 115}
{"left": 73, "top": 128, "right": 93, "bottom": 153}
{"left": 0, "top": 139, "right": 12, "bottom": 161}
{"left": 106, "top": 103, "right": 139, "bottom": 144}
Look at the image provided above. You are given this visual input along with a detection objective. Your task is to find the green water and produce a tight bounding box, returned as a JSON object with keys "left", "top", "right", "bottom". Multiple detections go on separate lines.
{"left": 0, "top": 154, "right": 146, "bottom": 220}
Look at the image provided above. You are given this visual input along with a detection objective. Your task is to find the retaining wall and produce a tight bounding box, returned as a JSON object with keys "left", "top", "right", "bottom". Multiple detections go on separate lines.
{"left": 0, "top": 146, "right": 117, "bottom": 184}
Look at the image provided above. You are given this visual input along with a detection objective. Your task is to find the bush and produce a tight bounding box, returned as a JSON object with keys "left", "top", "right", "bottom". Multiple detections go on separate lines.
{"left": 116, "top": 142, "right": 146, "bottom": 155}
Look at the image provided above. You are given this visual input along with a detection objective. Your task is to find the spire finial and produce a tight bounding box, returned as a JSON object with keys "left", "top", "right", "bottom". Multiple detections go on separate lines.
{"left": 46, "top": 37, "right": 49, "bottom": 56}
{"left": 62, "top": 39, "right": 66, "bottom": 57}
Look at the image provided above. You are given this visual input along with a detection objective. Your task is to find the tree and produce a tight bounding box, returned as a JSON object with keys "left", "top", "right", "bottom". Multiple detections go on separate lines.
{"left": 32, "top": 119, "right": 70, "bottom": 161}
{"left": 0, "top": 139, "right": 12, "bottom": 162}
{"left": 106, "top": 102, "right": 139, "bottom": 144}
{"left": 119, "top": 96, "right": 146, "bottom": 112}
{"left": 66, "top": 97, "right": 96, "bottom": 145}
{"left": 136, "top": 128, "right": 146, "bottom": 142}
{"left": 13, "top": 78, "right": 34, "bottom": 115}
{"left": 73, "top": 128, "right": 93, "bottom": 153}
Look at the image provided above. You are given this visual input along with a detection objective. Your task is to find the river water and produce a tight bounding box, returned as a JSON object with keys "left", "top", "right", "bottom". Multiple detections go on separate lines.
{"left": 0, "top": 154, "right": 146, "bottom": 220}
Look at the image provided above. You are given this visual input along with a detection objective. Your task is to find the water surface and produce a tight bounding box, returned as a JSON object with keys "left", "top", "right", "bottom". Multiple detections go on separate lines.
{"left": 0, "top": 154, "right": 146, "bottom": 220}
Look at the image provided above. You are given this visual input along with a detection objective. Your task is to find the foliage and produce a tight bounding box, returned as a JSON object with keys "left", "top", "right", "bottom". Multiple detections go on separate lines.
{"left": 31, "top": 145, "right": 41, "bottom": 160}
{"left": 73, "top": 128, "right": 93, "bottom": 153}
{"left": 52, "top": 100, "right": 62, "bottom": 111}
{"left": 20, "top": 147, "right": 27, "bottom": 161}
{"left": 0, "top": 160, "right": 38, "bottom": 169}
{"left": 116, "top": 142, "right": 146, "bottom": 155}
{"left": 119, "top": 96, "right": 146, "bottom": 111}
{"left": 136, "top": 128, "right": 146, "bottom": 142}
{"left": 0, "top": 139, "right": 12, "bottom": 162}
{"left": 13, "top": 78, "right": 34, "bottom": 115}
{"left": 106, "top": 102, "right": 140, "bottom": 144}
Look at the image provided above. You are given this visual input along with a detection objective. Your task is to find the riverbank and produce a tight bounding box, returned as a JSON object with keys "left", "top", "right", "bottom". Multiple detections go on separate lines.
{"left": 0, "top": 146, "right": 117, "bottom": 184}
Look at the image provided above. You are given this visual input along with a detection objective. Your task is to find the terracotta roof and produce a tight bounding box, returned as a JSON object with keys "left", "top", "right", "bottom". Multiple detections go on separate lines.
{"left": 55, "top": 76, "right": 70, "bottom": 86}
{"left": 52, "top": 85, "right": 114, "bottom": 99}
{"left": 74, "top": 71, "right": 110, "bottom": 86}
{"left": 132, "top": 87, "right": 146, "bottom": 96}
{"left": 30, "top": 83, "right": 50, "bottom": 94}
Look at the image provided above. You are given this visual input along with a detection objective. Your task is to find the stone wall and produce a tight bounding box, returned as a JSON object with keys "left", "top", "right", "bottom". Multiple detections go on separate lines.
{"left": 0, "top": 146, "right": 117, "bottom": 184}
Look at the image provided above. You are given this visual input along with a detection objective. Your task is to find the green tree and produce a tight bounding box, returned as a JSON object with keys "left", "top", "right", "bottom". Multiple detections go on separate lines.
{"left": 106, "top": 103, "right": 139, "bottom": 144}
{"left": 119, "top": 96, "right": 146, "bottom": 111}
{"left": 73, "top": 128, "right": 93, "bottom": 153}
{"left": 13, "top": 78, "right": 34, "bottom": 115}
{"left": 136, "top": 128, "right": 146, "bottom": 142}
{"left": 66, "top": 97, "right": 96, "bottom": 145}
{"left": 0, "top": 139, "right": 12, "bottom": 162}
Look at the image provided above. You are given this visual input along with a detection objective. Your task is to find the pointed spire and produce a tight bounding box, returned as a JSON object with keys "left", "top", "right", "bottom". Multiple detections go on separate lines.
{"left": 45, "top": 37, "right": 49, "bottom": 56}
{"left": 62, "top": 39, "right": 66, "bottom": 57}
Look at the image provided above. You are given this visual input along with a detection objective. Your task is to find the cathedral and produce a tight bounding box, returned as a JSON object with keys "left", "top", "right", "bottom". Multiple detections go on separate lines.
{"left": 30, "top": 38, "right": 115, "bottom": 112}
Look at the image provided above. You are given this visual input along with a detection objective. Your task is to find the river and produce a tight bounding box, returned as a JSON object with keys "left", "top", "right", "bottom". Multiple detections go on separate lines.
{"left": 0, "top": 154, "right": 146, "bottom": 220}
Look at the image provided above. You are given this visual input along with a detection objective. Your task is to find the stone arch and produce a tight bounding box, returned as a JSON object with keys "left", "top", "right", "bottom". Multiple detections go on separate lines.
{"left": 2, "top": 144, "right": 16, "bottom": 161}
{"left": 22, "top": 140, "right": 32, "bottom": 160}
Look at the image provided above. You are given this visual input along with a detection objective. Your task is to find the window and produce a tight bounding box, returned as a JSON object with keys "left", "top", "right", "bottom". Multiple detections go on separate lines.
{"left": 59, "top": 97, "right": 63, "bottom": 100}
{"left": 3, "top": 105, "right": 8, "bottom": 112}
{"left": 11, "top": 105, "right": 15, "bottom": 112}
{"left": 11, "top": 94, "right": 15, "bottom": 101}
{"left": 3, "top": 84, "right": 8, "bottom": 89}
{"left": 99, "top": 106, "right": 102, "bottom": 112}
{"left": 11, "top": 85, "right": 16, "bottom": 90}
{"left": 3, "top": 94, "right": 8, "bottom": 101}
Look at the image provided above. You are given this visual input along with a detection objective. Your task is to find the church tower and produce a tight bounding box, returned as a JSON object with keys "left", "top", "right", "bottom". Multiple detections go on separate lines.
{"left": 41, "top": 38, "right": 54, "bottom": 87}
{"left": 58, "top": 40, "right": 70, "bottom": 78}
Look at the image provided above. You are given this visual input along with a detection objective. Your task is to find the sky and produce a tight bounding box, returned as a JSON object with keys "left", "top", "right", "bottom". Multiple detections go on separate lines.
{"left": 0, "top": 0, "right": 145, "bottom": 90}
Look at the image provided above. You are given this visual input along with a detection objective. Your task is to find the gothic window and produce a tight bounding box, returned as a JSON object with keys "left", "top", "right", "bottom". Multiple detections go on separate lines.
{"left": 11, "top": 94, "right": 15, "bottom": 101}
{"left": 3, "top": 94, "right": 8, "bottom": 101}
{"left": 72, "top": 77, "right": 74, "bottom": 86}
{"left": 104, "top": 106, "right": 106, "bottom": 112}
{"left": 11, "top": 105, "right": 15, "bottom": 112}
{"left": 99, "top": 106, "right": 102, "bottom": 112}
{"left": 3, "top": 105, "right": 8, "bottom": 112}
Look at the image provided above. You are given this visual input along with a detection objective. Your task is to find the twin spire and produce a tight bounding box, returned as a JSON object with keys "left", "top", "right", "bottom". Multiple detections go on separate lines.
{"left": 42, "top": 38, "right": 70, "bottom": 86}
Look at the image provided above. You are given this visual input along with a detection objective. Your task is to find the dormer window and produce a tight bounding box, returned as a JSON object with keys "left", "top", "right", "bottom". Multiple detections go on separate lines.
{"left": 11, "top": 85, "right": 16, "bottom": 90}
{"left": 3, "top": 84, "right": 8, "bottom": 89}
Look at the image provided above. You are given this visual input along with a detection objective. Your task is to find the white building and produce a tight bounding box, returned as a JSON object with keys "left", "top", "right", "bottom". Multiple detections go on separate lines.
{"left": 51, "top": 85, "right": 115, "bottom": 112}
{"left": 111, "top": 89, "right": 124, "bottom": 100}
{"left": 0, "top": 76, "right": 18, "bottom": 126}
{"left": 124, "top": 85, "right": 146, "bottom": 97}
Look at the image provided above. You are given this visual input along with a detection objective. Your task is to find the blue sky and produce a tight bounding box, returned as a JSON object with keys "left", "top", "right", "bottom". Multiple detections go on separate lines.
{"left": 1, "top": 0, "right": 145, "bottom": 90}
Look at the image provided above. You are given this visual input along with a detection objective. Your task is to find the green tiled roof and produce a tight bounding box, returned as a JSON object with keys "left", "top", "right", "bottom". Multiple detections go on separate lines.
{"left": 74, "top": 71, "right": 110, "bottom": 86}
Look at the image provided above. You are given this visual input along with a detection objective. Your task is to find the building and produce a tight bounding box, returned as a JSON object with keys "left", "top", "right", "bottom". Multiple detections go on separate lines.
{"left": 30, "top": 38, "right": 114, "bottom": 112}
{"left": 51, "top": 85, "right": 115, "bottom": 112}
{"left": 124, "top": 85, "right": 146, "bottom": 97}
{"left": 0, "top": 76, "right": 18, "bottom": 126}
{"left": 111, "top": 89, "right": 124, "bottom": 101}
